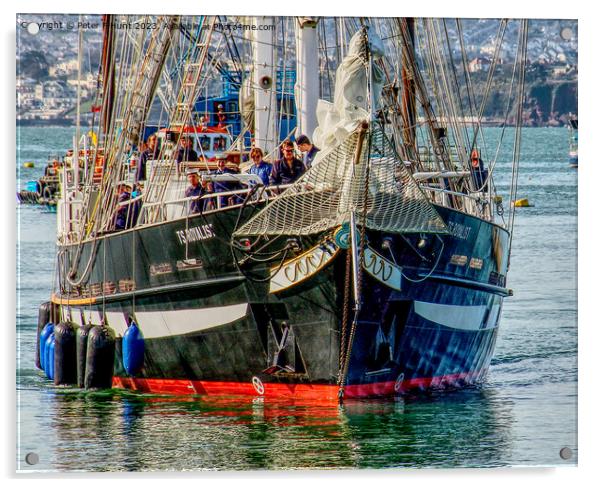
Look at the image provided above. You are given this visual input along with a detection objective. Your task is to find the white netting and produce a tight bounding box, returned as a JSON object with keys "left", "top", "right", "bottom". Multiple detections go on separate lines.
{"left": 234, "top": 123, "right": 448, "bottom": 237}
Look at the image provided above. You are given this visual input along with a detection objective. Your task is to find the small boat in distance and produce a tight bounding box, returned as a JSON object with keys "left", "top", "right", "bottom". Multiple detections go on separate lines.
{"left": 17, "top": 155, "right": 64, "bottom": 207}
{"left": 17, "top": 146, "right": 104, "bottom": 208}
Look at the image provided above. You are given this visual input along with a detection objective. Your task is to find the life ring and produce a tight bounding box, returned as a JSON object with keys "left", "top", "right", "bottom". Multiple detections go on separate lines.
{"left": 251, "top": 376, "right": 265, "bottom": 395}
{"left": 394, "top": 372, "right": 405, "bottom": 392}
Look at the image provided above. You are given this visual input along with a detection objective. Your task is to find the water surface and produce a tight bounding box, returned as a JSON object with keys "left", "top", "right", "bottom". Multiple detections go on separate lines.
{"left": 16, "top": 126, "right": 578, "bottom": 471}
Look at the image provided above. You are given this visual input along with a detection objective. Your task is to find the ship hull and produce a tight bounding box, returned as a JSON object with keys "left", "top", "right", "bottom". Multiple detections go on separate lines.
{"left": 54, "top": 204, "right": 510, "bottom": 400}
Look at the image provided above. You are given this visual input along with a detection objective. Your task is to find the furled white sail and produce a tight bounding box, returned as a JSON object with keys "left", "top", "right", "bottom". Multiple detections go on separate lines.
{"left": 312, "top": 28, "right": 386, "bottom": 151}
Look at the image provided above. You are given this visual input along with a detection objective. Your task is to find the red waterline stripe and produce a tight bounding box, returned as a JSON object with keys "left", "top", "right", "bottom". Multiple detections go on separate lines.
{"left": 113, "top": 370, "right": 484, "bottom": 400}
{"left": 113, "top": 377, "right": 339, "bottom": 400}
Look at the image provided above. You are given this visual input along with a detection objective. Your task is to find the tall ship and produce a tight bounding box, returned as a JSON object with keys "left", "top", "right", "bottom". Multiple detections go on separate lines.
{"left": 36, "top": 15, "right": 528, "bottom": 401}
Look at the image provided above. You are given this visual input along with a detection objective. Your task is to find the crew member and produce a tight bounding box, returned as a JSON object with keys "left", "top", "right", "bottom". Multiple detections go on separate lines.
{"left": 269, "top": 140, "right": 305, "bottom": 186}
{"left": 470, "top": 148, "right": 488, "bottom": 191}
{"left": 216, "top": 104, "right": 226, "bottom": 128}
{"left": 184, "top": 169, "right": 207, "bottom": 215}
{"left": 295, "top": 134, "right": 320, "bottom": 170}
{"left": 210, "top": 155, "right": 237, "bottom": 208}
{"left": 176, "top": 136, "right": 199, "bottom": 168}
{"left": 114, "top": 181, "right": 133, "bottom": 230}
{"left": 136, "top": 133, "right": 158, "bottom": 182}
{"left": 246, "top": 147, "right": 272, "bottom": 186}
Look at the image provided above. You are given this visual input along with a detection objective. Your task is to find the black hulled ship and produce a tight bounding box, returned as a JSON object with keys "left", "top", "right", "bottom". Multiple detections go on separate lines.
{"left": 37, "top": 16, "right": 527, "bottom": 401}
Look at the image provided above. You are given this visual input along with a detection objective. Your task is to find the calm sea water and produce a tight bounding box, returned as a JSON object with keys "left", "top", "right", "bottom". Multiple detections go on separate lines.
{"left": 15, "top": 126, "right": 577, "bottom": 471}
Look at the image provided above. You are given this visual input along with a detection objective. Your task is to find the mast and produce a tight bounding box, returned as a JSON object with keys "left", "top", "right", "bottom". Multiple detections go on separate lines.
{"left": 253, "top": 16, "right": 278, "bottom": 159}
{"left": 400, "top": 18, "right": 417, "bottom": 160}
{"left": 100, "top": 14, "right": 115, "bottom": 137}
{"left": 338, "top": 18, "right": 347, "bottom": 64}
{"left": 295, "top": 17, "right": 320, "bottom": 140}
{"left": 74, "top": 15, "right": 83, "bottom": 191}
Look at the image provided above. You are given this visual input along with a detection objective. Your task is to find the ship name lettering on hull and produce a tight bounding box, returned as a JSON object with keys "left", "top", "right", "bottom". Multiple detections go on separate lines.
{"left": 447, "top": 221, "right": 472, "bottom": 240}
{"left": 176, "top": 224, "right": 215, "bottom": 245}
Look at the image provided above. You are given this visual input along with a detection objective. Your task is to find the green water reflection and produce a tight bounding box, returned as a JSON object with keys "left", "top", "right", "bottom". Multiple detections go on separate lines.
{"left": 33, "top": 387, "right": 513, "bottom": 471}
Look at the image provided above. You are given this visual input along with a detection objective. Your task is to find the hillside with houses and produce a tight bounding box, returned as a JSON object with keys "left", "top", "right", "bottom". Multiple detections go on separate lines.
{"left": 16, "top": 15, "right": 577, "bottom": 126}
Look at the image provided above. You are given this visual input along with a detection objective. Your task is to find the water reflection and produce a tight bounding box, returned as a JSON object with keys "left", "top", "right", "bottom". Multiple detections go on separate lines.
{"left": 344, "top": 390, "right": 514, "bottom": 468}
{"left": 17, "top": 128, "right": 577, "bottom": 472}
{"left": 42, "top": 386, "right": 514, "bottom": 471}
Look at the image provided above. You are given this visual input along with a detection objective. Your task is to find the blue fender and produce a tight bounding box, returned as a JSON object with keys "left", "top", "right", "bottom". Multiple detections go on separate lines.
{"left": 39, "top": 323, "right": 54, "bottom": 372}
{"left": 45, "top": 334, "right": 56, "bottom": 380}
{"left": 122, "top": 322, "right": 145, "bottom": 376}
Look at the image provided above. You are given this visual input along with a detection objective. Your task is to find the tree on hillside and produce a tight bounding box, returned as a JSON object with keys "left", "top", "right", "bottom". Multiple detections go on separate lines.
{"left": 18, "top": 50, "right": 50, "bottom": 80}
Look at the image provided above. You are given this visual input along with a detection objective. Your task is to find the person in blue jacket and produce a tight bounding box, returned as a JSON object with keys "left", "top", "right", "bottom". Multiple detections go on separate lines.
{"left": 246, "top": 147, "right": 272, "bottom": 186}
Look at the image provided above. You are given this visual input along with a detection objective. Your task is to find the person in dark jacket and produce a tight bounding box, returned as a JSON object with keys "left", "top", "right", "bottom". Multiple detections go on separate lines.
{"left": 135, "top": 133, "right": 158, "bottom": 182}
{"left": 210, "top": 155, "right": 238, "bottom": 208}
{"left": 184, "top": 170, "right": 206, "bottom": 214}
{"left": 269, "top": 140, "right": 305, "bottom": 186}
{"left": 295, "top": 134, "right": 320, "bottom": 170}
{"left": 113, "top": 181, "right": 133, "bottom": 230}
{"left": 470, "top": 148, "right": 488, "bottom": 191}
{"left": 176, "top": 136, "right": 199, "bottom": 168}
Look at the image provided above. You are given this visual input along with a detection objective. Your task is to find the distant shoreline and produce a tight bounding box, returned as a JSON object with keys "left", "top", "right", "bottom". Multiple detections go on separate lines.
{"left": 17, "top": 119, "right": 93, "bottom": 127}
{"left": 16, "top": 121, "right": 574, "bottom": 129}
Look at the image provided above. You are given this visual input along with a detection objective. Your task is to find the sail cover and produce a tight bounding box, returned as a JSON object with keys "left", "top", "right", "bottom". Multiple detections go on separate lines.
{"left": 312, "top": 28, "right": 385, "bottom": 150}
{"left": 234, "top": 123, "right": 448, "bottom": 237}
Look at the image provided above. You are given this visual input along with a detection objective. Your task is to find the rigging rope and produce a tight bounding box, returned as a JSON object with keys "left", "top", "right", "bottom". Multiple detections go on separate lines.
{"left": 507, "top": 19, "right": 529, "bottom": 259}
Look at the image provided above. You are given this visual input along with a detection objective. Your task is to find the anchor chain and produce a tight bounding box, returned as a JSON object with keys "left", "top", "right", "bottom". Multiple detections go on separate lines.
{"left": 337, "top": 249, "right": 352, "bottom": 393}
{"left": 337, "top": 122, "right": 372, "bottom": 401}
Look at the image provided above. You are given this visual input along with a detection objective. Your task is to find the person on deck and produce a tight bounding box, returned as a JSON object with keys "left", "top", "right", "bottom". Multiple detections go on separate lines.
{"left": 246, "top": 147, "right": 272, "bottom": 186}
{"left": 269, "top": 140, "right": 305, "bottom": 186}
{"left": 295, "top": 134, "right": 320, "bottom": 170}
{"left": 129, "top": 183, "right": 143, "bottom": 226}
{"left": 210, "top": 155, "right": 238, "bottom": 208}
{"left": 470, "top": 148, "right": 488, "bottom": 191}
{"left": 176, "top": 136, "right": 199, "bottom": 170}
{"left": 113, "top": 181, "right": 133, "bottom": 230}
{"left": 216, "top": 104, "right": 227, "bottom": 128}
{"left": 184, "top": 169, "right": 207, "bottom": 215}
{"left": 136, "top": 133, "right": 158, "bottom": 182}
